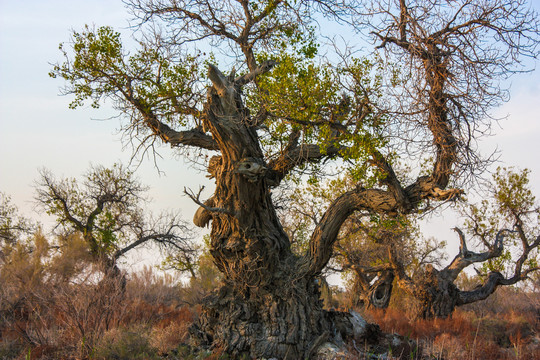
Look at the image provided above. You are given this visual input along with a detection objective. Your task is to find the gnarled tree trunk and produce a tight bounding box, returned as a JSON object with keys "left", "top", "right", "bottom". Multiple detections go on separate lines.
{"left": 367, "top": 271, "right": 395, "bottom": 309}
{"left": 187, "top": 67, "right": 352, "bottom": 359}
{"left": 184, "top": 59, "right": 464, "bottom": 356}
{"left": 392, "top": 230, "right": 520, "bottom": 319}
{"left": 408, "top": 265, "right": 460, "bottom": 319}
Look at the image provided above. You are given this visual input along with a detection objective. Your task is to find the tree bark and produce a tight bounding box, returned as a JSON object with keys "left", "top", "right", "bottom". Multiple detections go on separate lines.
{"left": 367, "top": 271, "right": 394, "bottom": 309}
{"left": 391, "top": 230, "right": 518, "bottom": 319}
{"left": 188, "top": 61, "right": 467, "bottom": 355}
{"left": 188, "top": 66, "right": 360, "bottom": 359}
{"left": 349, "top": 269, "right": 394, "bottom": 310}
{"left": 410, "top": 266, "right": 460, "bottom": 319}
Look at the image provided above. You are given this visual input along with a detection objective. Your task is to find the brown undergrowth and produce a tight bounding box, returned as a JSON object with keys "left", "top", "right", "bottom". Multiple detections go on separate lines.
{"left": 0, "top": 263, "right": 201, "bottom": 360}
{"left": 360, "top": 286, "right": 540, "bottom": 360}
{"left": 1, "top": 235, "right": 538, "bottom": 359}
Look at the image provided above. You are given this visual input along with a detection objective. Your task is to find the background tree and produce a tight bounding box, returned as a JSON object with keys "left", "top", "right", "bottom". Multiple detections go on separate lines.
{"left": 160, "top": 235, "right": 225, "bottom": 306}
{"left": 390, "top": 167, "right": 540, "bottom": 318}
{"left": 35, "top": 164, "right": 196, "bottom": 285}
{"left": 50, "top": 0, "right": 540, "bottom": 358}
{"left": 0, "top": 192, "right": 35, "bottom": 252}
{"left": 280, "top": 175, "right": 447, "bottom": 309}
{"left": 334, "top": 218, "right": 447, "bottom": 309}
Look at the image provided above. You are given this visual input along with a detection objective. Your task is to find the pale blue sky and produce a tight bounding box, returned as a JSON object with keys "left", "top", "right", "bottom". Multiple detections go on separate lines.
{"left": 1, "top": 0, "right": 540, "bottom": 268}
{"left": 0, "top": 0, "right": 213, "bottom": 222}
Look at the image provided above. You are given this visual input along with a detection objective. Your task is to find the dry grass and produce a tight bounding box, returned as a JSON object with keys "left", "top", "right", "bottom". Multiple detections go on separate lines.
{"left": 2, "top": 235, "right": 538, "bottom": 359}
{"left": 362, "top": 296, "right": 540, "bottom": 360}
{"left": 0, "top": 258, "right": 200, "bottom": 360}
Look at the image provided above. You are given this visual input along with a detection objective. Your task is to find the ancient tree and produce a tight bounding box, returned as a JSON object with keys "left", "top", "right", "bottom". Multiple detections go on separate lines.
{"left": 334, "top": 219, "right": 447, "bottom": 310}
{"left": 35, "top": 164, "right": 196, "bottom": 283}
{"left": 390, "top": 167, "right": 540, "bottom": 319}
{"left": 51, "top": 0, "right": 539, "bottom": 358}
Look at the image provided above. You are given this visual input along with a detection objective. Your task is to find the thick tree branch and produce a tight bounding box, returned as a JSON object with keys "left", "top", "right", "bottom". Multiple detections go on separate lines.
{"left": 444, "top": 228, "right": 511, "bottom": 280}
{"left": 458, "top": 230, "right": 540, "bottom": 305}
{"left": 138, "top": 105, "right": 218, "bottom": 150}
{"left": 268, "top": 144, "right": 345, "bottom": 186}
{"left": 302, "top": 188, "right": 399, "bottom": 277}
{"left": 235, "top": 60, "right": 277, "bottom": 86}
{"left": 113, "top": 234, "right": 154, "bottom": 260}
{"left": 303, "top": 174, "right": 463, "bottom": 278}
{"left": 457, "top": 271, "right": 504, "bottom": 305}
{"left": 369, "top": 149, "right": 410, "bottom": 210}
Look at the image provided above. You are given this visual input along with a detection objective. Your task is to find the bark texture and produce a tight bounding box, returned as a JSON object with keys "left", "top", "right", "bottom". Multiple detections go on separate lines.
{"left": 392, "top": 229, "right": 526, "bottom": 319}
{"left": 186, "top": 65, "right": 341, "bottom": 358}
{"left": 185, "top": 61, "right": 466, "bottom": 356}
{"left": 349, "top": 269, "right": 394, "bottom": 309}
{"left": 185, "top": 63, "right": 433, "bottom": 358}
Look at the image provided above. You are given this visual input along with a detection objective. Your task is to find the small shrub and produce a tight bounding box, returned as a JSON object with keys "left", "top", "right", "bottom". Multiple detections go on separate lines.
{"left": 93, "top": 325, "right": 160, "bottom": 360}
{"left": 150, "top": 320, "right": 190, "bottom": 355}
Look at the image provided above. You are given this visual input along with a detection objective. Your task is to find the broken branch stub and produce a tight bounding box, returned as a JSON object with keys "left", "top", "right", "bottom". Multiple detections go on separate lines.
{"left": 235, "top": 157, "right": 267, "bottom": 183}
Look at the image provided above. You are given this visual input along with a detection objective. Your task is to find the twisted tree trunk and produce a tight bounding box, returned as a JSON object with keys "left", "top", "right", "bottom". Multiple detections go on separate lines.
{"left": 350, "top": 269, "right": 394, "bottom": 310}
{"left": 392, "top": 230, "right": 521, "bottom": 319}
{"left": 182, "top": 60, "right": 462, "bottom": 357}
{"left": 409, "top": 265, "right": 460, "bottom": 319}
{"left": 186, "top": 67, "right": 350, "bottom": 359}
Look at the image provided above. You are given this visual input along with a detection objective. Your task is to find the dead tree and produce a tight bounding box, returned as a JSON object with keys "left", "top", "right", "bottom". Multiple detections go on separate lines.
{"left": 50, "top": 0, "right": 539, "bottom": 358}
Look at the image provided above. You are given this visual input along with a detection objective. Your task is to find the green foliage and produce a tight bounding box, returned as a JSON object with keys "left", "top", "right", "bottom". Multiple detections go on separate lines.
{"left": 479, "top": 249, "right": 512, "bottom": 274}
{"left": 50, "top": 25, "right": 203, "bottom": 126}
{"left": 248, "top": 49, "right": 391, "bottom": 182}
{"left": 492, "top": 167, "right": 535, "bottom": 220}
{"left": 51, "top": 8, "right": 405, "bottom": 185}
{"left": 461, "top": 167, "right": 540, "bottom": 278}
{"left": 160, "top": 240, "right": 201, "bottom": 278}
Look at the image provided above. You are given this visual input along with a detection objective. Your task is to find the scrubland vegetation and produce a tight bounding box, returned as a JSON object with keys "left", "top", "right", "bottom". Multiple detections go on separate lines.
{"left": 3, "top": 0, "right": 540, "bottom": 358}
{"left": 1, "top": 160, "right": 539, "bottom": 359}
{"left": 1, "top": 224, "right": 539, "bottom": 359}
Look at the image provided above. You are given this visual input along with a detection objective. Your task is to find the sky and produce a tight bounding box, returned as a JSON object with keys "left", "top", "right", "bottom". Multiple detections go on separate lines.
{"left": 1, "top": 0, "right": 540, "bottom": 272}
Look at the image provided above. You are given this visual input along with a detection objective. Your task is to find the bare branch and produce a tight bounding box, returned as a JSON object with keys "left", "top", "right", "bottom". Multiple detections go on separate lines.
{"left": 235, "top": 60, "right": 277, "bottom": 86}
{"left": 444, "top": 228, "right": 513, "bottom": 280}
